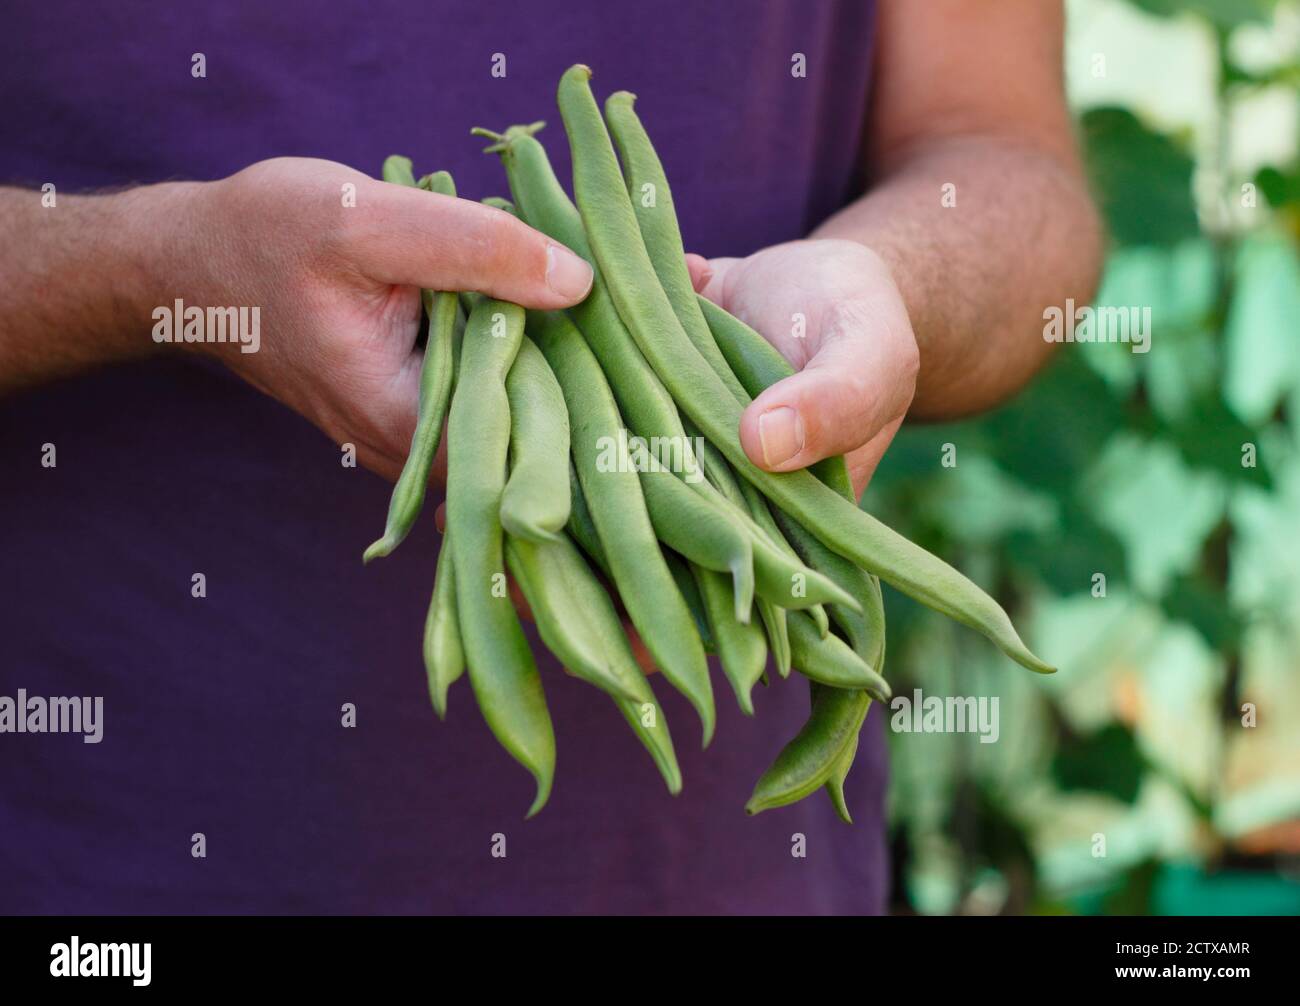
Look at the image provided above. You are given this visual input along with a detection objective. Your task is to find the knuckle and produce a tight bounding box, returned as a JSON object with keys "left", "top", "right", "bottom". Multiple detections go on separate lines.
{"left": 484, "top": 212, "right": 545, "bottom": 289}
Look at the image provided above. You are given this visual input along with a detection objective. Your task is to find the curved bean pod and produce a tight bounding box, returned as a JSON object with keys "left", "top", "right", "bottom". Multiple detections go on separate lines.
{"left": 604, "top": 91, "right": 748, "bottom": 403}
{"left": 505, "top": 531, "right": 681, "bottom": 793}
{"left": 501, "top": 337, "right": 571, "bottom": 543}
{"left": 616, "top": 691, "right": 684, "bottom": 796}
{"left": 692, "top": 565, "right": 767, "bottom": 715}
{"left": 745, "top": 684, "right": 865, "bottom": 816}
{"left": 504, "top": 532, "right": 648, "bottom": 705}
{"left": 823, "top": 729, "right": 861, "bottom": 823}
{"left": 758, "top": 568, "right": 885, "bottom": 821}
{"left": 423, "top": 533, "right": 464, "bottom": 720}
{"left": 768, "top": 476, "right": 887, "bottom": 820}
{"left": 693, "top": 436, "right": 792, "bottom": 675}
{"left": 364, "top": 169, "right": 459, "bottom": 562}
{"left": 691, "top": 439, "right": 790, "bottom": 675}
{"left": 447, "top": 297, "right": 555, "bottom": 818}
{"left": 822, "top": 574, "right": 886, "bottom": 822}
{"left": 638, "top": 454, "right": 754, "bottom": 620}
{"left": 788, "top": 612, "right": 889, "bottom": 700}
{"left": 665, "top": 550, "right": 715, "bottom": 654}
{"left": 565, "top": 463, "right": 610, "bottom": 577}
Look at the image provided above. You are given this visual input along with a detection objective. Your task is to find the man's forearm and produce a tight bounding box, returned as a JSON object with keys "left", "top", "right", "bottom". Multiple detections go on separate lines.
{"left": 0, "top": 184, "right": 197, "bottom": 395}
{"left": 813, "top": 134, "right": 1103, "bottom": 420}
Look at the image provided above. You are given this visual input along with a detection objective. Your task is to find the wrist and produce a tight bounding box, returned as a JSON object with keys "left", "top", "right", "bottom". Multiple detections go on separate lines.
{"left": 106, "top": 181, "right": 211, "bottom": 361}
{"left": 0, "top": 179, "right": 218, "bottom": 395}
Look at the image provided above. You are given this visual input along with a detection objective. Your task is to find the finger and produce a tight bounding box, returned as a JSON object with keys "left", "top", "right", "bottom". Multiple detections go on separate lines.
{"left": 844, "top": 415, "right": 905, "bottom": 499}
{"left": 685, "top": 253, "right": 714, "bottom": 292}
{"left": 693, "top": 256, "right": 741, "bottom": 303}
{"left": 439, "top": 506, "right": 657, "bottom": 676}
{"left": 737, "top": 300, "right": 917, "bottom": 472}
{"left": 349, "top": 181, "right": 593, "bottom": 307}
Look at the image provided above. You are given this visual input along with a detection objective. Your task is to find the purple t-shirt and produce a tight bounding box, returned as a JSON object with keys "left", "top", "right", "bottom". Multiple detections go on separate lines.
{"left": 0, "top": 0, "right": 885, "bottom": 913}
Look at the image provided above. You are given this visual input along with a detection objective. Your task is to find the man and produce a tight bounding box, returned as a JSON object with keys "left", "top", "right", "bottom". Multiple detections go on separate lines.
{"left": 0, "top": 0, "right": 1099, "bottom": 913}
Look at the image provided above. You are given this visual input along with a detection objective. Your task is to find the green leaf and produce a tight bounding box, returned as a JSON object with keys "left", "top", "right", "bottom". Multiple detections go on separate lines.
{"left": 1128, "top": 0, "right": 1276, "bottom": 30}
{"left": 1082, "top": 108, "right": 1199, "bottom": 248}
{"left": 1225, "top": 233, "right": 1300, "bottom": 425}
{"left": 1086, "top": 434, "right": 1228, "bottom": 597}
{"left": 1004, "top": 504, "right": 1129, "bottom": 595}
{"left": 1103, "top": 858, "right": 1160, "bottom": 915}
{"left": 1160, "top": 573, "right": 1241, "bottom": 651}
{"left": 1158, "top": 392, "right": 1273, "bottom": 489}
{"left": 1051, "top": 723, "right": 1145, "bottom": 804}
{"left": 1254, "top": 165, "right": 1300, "bottom": 208}
{"left": 979, "top": 352, "right": 1126, "bottom": 496}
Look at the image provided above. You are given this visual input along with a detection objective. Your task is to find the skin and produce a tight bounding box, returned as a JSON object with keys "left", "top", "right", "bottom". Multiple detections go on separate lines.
{"left": 0, "top": 158, "right": 594, "bottom": 483}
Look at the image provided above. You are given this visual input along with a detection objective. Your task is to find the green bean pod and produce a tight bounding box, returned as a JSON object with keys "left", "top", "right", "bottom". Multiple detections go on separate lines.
{"left": 696, "top": 436, "right": 797, "bottom": 677}
{"left": 740, "top": 476, "right": 828, "bottom": 649}
{"left": 756, "top": 573, "right": 879, "bottom": 819}
{"left": 447, "top": 297, "right": 555, "bottom": 818}
{"left": 616, "top": 691, "right": 684, "bottom": 796}
{"left": 823, "top": 729, "right": 861, "bottom": 823}
{"left": 745, "top": 683, "right": 864, "bottom": 816}
{"left": 665, "top": 550, "right": 715, "bottom": 654}
{"left": 504, "top": 531, "right": 682, "bottom": 793}
{"left": 692, "top": 437, "right": 792, "bottom": 675}
{"left": 565, "top": 464, "right": 610, "bottom": 577}
{"left": 692, "top": 565, "right": 767, "bottom": 715}
{"left": 604, "top": 91, "right": 749, "bottom": 403}
{"left": 788, "top": 612, "right": 889, "bottom": 699}
{"left": 820, "top": 572, "right": 886, "bottom": 821}
{"left": 637, "top": 454, "right": 754, "bottom": 620}
{"left": 423, "top": 533, "right": 464, "bottom": 720}
{"left": 769, "top": 477, "right": 886, "bottom": 820}
{"left": 773, "top": 508, "right": 876, "bottom": 652}
{"left": 501, "top": 337, "right": 571, "bottom": 543}
{"left": 363, "top": 169, "right": 459, "bottom": 563}
{"left": 558, "top": 64, "right": 1051, "bottom": 675}
{"left": 505, "top": 532, "right": 647, "bottom": 705}
{"left": 528, "top": 308, "right": 716, "bottom": 745}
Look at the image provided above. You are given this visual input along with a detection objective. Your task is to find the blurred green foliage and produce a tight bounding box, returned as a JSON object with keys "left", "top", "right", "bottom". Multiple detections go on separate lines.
{"left": 872, "top": 0, "right": 1300, "bottom": 915}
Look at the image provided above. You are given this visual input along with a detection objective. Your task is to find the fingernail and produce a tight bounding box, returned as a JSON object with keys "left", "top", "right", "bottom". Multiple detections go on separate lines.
{"left": 758, "top": 407, "right": 805, "bottom": 467}
{"left": 546, "top": 244, "right": 594, "bottom": 301}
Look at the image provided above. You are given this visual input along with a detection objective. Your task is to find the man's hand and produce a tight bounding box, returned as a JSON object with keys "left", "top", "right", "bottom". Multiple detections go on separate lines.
{"left": 174, "top": 157, "right": 594, "bottom": 481}
{"left": 687, "top": 0, "right": 1101, "bottom": 502}
{"left": 691, "top": 239, "right": 918, "bottom": 497}
{"left": 0, "top": 156, "right": 595, "bottom": 482}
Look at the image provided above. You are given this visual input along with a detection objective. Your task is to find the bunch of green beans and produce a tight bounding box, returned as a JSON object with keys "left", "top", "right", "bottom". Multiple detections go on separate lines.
{"left": 364, "top": 64, "right": 1052, "bottom": 819}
